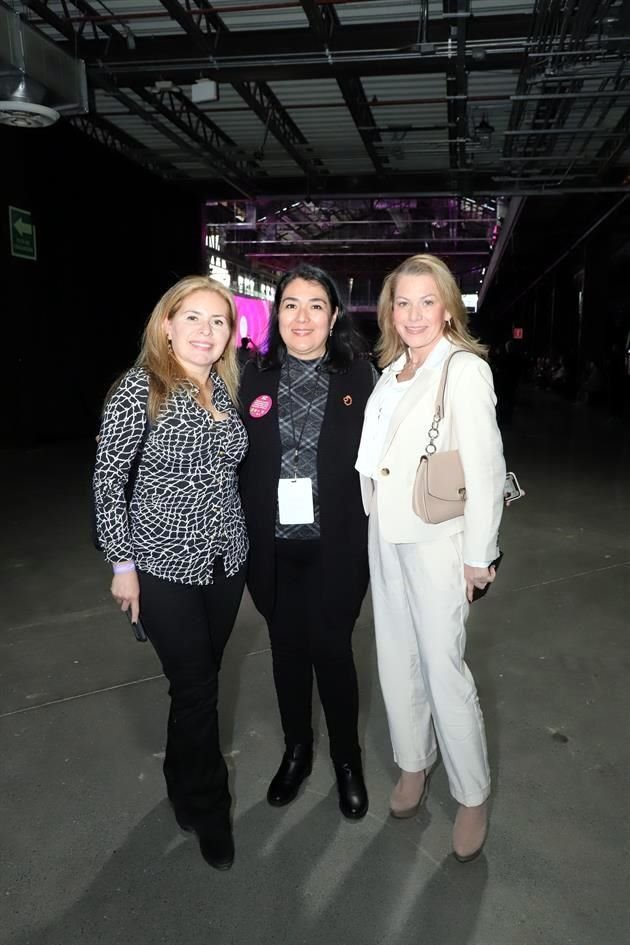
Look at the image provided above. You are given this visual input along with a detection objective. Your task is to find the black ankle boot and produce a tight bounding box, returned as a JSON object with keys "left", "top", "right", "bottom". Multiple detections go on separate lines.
{"left": 173, "top": 806, "right": 194, "bottom": 833}
{"left": 334, "top": 762, "right": 369, "bottom": 820}
{"left": 267, "top": 744, "right": 313, "bottom": 807}
{"left": 168, "top": 797, "right": 195, "bottom": 833}
{"left": 196, "top": 818, "right": 234, "bottom": 871}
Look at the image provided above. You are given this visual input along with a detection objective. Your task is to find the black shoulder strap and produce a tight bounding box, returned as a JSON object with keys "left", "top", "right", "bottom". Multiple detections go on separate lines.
{"left": 127, "top": 401, "right": 152, "bottom": 493}
{"left": 91, "top": 383, "right": 151, "bottom": 552}
{"left": 137, "top": 409, "right": 151, "bottom": 454}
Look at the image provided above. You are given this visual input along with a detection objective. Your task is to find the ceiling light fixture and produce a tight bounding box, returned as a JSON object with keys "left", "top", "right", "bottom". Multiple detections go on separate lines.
{"left": 190, "top": 78, "right": 219, "bottom": 104}
{"left": 124, "top": 26, "right": 136, "bottom": 51}
{"left": 475, "top": 113, "right": 495, "bottom": 146}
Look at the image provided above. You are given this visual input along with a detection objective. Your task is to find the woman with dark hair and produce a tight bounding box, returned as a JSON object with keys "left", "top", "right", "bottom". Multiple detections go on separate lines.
{"left": 239, "top": 263, "right": 376, "bottom": 819}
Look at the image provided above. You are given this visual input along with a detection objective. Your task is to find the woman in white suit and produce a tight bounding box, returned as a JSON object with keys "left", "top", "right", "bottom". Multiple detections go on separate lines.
{"left": 356, "top": 254, "right": 505, "bottom": 862}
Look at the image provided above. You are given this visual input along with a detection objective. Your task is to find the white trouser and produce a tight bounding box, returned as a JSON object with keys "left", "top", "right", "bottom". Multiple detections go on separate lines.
{"left": 369, "top": 504, "right": 491, "bottom": 807}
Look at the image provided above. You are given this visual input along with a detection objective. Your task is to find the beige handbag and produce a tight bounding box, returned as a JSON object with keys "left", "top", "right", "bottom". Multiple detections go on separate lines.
{"left": 412, "top": 351, "right": 467, "bottom": 524}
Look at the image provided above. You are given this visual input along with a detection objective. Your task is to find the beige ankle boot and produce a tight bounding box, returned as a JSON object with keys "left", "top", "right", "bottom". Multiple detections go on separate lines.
{"left": 452, "top": 801, "right": 488, "bottom": 862}
{"left": 389, "top": 769, "right": 429, "bottom": 819}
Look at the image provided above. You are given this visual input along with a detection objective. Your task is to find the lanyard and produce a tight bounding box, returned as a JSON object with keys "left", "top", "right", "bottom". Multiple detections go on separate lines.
{"left": 285, "top": 356, "right": 323, "bottom": 479}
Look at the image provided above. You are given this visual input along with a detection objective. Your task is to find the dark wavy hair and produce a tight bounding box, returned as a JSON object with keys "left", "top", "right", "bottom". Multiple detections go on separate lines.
{"left": 259, "top": 263, "right": 366, "bottom": 373}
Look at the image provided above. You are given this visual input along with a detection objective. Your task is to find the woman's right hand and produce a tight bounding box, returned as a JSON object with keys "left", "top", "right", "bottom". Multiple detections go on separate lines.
{"left": 464, "top": 563, "right": 496, "bottom": 604}
{"left": 111, "top": 570, "right": 140, "bottom": 623}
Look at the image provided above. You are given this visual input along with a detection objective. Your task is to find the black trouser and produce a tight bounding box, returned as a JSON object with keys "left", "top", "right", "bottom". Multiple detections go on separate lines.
{"left": 269, "top": 539, "right": 361, "bottom": 767}
{"left": 138, "top": 560, "right": 246, "bottom": 827}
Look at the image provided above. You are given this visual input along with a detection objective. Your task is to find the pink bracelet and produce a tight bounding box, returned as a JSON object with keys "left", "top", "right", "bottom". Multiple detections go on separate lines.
{"left": 112, "top": 561, "right": 136, "bottom": 574}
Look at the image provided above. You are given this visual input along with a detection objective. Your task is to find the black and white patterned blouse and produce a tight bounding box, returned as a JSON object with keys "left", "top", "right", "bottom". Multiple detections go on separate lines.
{"left": 93, "top": 367, "right": 248, "bottom": 585}
{"left": 276, "top": 355, "right": 330, "bottom": 540}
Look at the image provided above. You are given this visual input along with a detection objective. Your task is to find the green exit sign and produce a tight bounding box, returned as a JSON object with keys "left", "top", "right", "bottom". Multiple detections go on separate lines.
{"left": 9, "top": 206, "right": 37, "bottom": 260}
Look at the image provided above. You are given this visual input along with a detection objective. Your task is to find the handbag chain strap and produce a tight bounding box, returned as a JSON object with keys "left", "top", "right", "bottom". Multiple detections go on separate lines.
{"left": 423, "top": 349, "right": 467, "bottom": 455}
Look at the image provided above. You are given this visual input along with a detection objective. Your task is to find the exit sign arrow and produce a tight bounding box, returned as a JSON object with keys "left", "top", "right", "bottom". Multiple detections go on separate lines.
{"left": 14, "top": 217, "right": 33, "bottom": 237}
{"left": 9, "top": 206, "right": 37, "bottom": 260}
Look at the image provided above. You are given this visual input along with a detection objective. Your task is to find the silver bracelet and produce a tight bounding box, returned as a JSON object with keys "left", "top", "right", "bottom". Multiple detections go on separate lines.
{"left": 112, "top": 561, "right": 136, "bottom": 575}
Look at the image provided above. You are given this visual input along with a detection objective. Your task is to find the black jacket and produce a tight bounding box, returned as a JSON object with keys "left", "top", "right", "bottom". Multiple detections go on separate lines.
{"left": 239, "top": 358, "right": 374, "bottom": 622}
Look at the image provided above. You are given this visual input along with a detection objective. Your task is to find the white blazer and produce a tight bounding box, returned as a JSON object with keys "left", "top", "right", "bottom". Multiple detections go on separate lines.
{"left": 358, "top": 339, "right": 506, "bottom": 564}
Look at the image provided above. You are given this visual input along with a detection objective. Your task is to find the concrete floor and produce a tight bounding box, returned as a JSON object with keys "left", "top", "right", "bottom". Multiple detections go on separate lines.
{"left": 1, "top": 387, "right": 629, "bottom": 945}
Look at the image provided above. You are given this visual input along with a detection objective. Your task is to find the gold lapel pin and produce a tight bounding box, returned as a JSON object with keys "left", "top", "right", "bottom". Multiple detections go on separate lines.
{"left": 343, "top": 395, "right": 353, "bottom": 406}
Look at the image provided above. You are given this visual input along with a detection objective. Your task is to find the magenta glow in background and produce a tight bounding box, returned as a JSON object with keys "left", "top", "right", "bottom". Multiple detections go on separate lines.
{"left": 234, "top": 295, "right": 271, "bottom": 350}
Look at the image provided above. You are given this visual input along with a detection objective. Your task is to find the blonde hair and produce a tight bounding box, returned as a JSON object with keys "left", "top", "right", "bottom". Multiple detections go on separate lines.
{"left": 375, "top": 254, "right": 487, "bottom": 369}
{"left": 131, "top": 275, "right": 240, "bottom": 420}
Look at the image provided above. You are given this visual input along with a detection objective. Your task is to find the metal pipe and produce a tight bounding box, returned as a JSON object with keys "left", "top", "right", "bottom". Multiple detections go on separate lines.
{"left": 504, "top": 127, "right": 626, "bottom": 136}
{"left": 527, "top": 45, "right": 630, "bottom": 57}
{"left": 511, "top": 90, "right": 630, "bottom": 100}
{"left": 213, "top": 218, "right": 497, "bottom": 226}
{"left": 492, "top": 175, "right": 578, "bottom": 181}
{"left": 245, "top": 251, "right": 487, "bottom": 257}
{"left": 88, "top": 47, "right": 524, "bottom": 72}
{"left": 500, "top": 156, "right": 599, "bottom": 162}
{"left": 225, "top": 236, "right": 493, "bottom": 244}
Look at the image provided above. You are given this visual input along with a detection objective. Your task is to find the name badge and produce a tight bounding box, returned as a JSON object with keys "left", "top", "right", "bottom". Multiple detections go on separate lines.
{"left": 278, "top": 478, "right": 314, "bottom": 525}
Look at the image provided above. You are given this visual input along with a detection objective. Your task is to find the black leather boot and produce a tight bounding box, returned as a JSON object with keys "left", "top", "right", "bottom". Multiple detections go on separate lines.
{"left": 196, "top": 818, "right": 235, "bottom": 871}
{"left": 172, "top": 806, "right": 194, "bottom": 833}
{"left": 334, "top": 762, "right": 369, "bottom": 820}
{"left": 267, "top": 744, "right": 313, "bottom": 807}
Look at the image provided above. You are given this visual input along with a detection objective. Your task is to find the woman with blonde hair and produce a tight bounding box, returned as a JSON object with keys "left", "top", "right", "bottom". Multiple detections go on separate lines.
{"left": 356, "top": 254, "right": 505, "bottom": 862}
{"left": 93, "top": 275, "right": 247, "bottom": 870}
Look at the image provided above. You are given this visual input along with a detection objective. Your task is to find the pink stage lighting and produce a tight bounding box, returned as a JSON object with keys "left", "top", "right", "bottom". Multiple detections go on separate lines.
{"left": 234, "top": 294, "right": 271, "bottom": 352}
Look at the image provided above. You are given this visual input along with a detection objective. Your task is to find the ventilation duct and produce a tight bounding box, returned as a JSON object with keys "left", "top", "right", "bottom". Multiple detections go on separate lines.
{"left": 0, "top": 8, "right": 87, "bottom": 128}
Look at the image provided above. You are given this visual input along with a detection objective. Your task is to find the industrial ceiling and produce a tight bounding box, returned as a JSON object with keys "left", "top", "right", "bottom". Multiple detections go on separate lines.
{"left": 4, "top": 0, "right": 630, "bottom": 292}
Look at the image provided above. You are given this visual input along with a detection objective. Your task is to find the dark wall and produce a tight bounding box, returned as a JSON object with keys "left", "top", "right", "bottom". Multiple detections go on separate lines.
{"left": 1, "top": 121, "right": 202, "bottom": 445}
{"left": 480, "top": 194, "right": 630, "bottom": 403}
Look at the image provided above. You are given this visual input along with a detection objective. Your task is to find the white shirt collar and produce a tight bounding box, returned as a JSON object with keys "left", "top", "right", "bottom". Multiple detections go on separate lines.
{"left": 423, "top": 336, "right": 455, "bottom": 369}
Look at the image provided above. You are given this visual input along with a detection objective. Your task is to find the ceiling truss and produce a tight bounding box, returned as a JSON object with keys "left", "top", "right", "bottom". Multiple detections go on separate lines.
{"left": 7, "top": 0, "right": 630, "bottom": 296}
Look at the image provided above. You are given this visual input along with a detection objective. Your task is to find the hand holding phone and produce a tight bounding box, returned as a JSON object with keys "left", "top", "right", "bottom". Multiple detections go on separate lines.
{"left": 126, "top": 610, "right": 148, "bottom": 642}
{"left": 471, "top": 552, "right": 504, "bottom": 602}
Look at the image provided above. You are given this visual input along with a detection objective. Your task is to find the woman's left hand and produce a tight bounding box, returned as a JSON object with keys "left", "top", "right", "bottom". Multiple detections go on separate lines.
{"left": 111, "top": 570, "right": 141, "bottom": 623}
{"left": 464, "top": 564, "right": 496, "bottom": 603}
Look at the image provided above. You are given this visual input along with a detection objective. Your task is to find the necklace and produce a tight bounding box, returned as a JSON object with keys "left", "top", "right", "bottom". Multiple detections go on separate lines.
{"left": 396, "top": 353, "right": 422, "bottom": 382}
{"left": 406, "top": 350, "right": 424, "bottom": 371}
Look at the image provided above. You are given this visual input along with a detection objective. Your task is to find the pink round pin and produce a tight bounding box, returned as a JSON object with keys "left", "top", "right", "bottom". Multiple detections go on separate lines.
{"left": 249, "top": 394, "right": 273, "bottom": 418}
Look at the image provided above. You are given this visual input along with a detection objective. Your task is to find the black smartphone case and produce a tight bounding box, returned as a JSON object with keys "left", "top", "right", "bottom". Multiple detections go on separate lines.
{"left": 471, "top": 552, "right": 504, "bottom": 602}
{"left": 127, "top": 613, "right": 148, "bottom": 642}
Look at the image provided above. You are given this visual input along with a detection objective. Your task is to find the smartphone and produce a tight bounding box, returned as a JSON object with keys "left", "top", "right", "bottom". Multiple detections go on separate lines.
{"left": 504, "top": 471, "right": 525, "bottom": 503}
{"left": 126, "top": 610, "right": 148, "bottom": 642}
{"left": 472, "top": 552, "right": 504, "bottom": 602}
